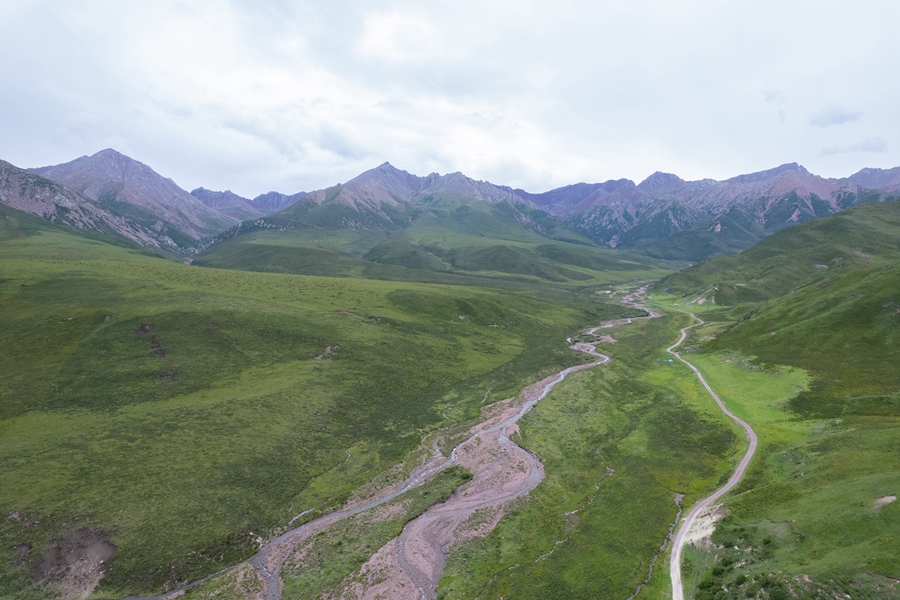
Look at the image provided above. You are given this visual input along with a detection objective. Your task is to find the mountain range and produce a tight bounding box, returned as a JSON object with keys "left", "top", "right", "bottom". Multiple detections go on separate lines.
{"left": 3, "top": 148, "right": 900, "bottom": 262}
{"left": 189, "top": 188, "right": 307, "bottom": 221}
{"left": 509, "top": 162, "right": 900, "bottom": 259}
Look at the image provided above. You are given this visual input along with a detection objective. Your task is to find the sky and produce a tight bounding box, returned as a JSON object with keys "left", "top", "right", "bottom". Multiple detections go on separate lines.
{"left": 1, "top": 0, "right": 898, "bottom": 198}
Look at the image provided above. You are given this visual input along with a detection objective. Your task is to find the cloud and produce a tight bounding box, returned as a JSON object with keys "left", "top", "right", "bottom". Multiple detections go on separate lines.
{"left": 765, "top": 90, "right": 786, "bottom": 105}
{"left": 821, "top": 138, "right": 888, "bottom": 156}
{"left": 0, "top": 1, "right": 898, "bottom": 195}
{"left": 810, "top": 106, "right": 863, "bottom": 127}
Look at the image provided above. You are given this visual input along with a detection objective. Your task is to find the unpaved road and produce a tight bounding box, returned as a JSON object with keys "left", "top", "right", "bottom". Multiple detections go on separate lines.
{"left": 666, "top": 313, "right": 758, "bottom": 600}
{"left": 125, "top": 289, "right": 658, "bottom": 600}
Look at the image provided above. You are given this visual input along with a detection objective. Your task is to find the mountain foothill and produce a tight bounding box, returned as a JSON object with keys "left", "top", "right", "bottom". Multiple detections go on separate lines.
{"left": 4, "top": 148, "right": 899, "bottom": 267}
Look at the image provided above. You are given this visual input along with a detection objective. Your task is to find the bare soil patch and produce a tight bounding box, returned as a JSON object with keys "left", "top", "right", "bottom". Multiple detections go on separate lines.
{"left": 875, "top": 494, "right": 897, "bottom": 508}
{"left": 31, "top": 529, "right": 117, "bottom": 600}
{"left": 316, "top": 345, "right": 339, "bottom": 360}
{"left": 681, "top": 504, "right": 725, "bottom": 548}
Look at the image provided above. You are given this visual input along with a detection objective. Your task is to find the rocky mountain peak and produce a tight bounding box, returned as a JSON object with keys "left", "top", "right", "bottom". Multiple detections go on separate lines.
{"left": 30, "top": 149, "right": 237, "bottom": 243}
{"left": 250, "top": 191, "right": 307, "bottom": 212}
{"left": 847, "top": 166, "right": 900, "bottom": 191}
{"left": 637, "top": 171, "right": 687, "bottom": 195}
{"left": 347, "top": 162, "right": 423, "bottom": 199}
{"left": 725, "top": 163, "right": 811, "bottom": 185}
{"left": 190, "top": 187, "right": 250, "bottom": 205}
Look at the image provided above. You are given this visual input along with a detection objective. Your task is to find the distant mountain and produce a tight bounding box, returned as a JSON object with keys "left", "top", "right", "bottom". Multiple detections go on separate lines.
{"left": 17, "top": 150, "right": 900, "bottom": 262}
{"left": 30, "top": 149, "right": 237, "bottom": 248}
{"left": 299, "top": 162, "right": 528, "bottom": 214}
{"left": 217, "top": 162, "right": 584, "bottom": 243}
{"left": 190, "top": 188, "right": 309, "bottom": 220}
{"left": 846, "top": 166, "right": 900, "bottom": 191}
{"left": 500, "top": 180, "right": 633, "bottom": 216}
{"left": 516, "top": 162, "right": 900, "bottom": 260}
{"left": 250, "top": 191, "right": 307, "bottom": 213}
{"left": 0, "top": 158, "right": 176, "bottom": 251}
{"left": 196, "top": 162, "right": 613, "bottom": 282}
{"left": 190, "top": 188, "right": 263, "bottom": 221}
{"left": 203, "top": 161, "right": 900, "bottom": 265}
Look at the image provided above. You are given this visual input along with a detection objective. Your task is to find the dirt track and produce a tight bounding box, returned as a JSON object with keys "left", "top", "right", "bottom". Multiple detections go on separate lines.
{"left": 666, "top": 313, "right": 759, "bottom": 600}
{"left": 125, "top": 289, "right": 657, "bottom": 600}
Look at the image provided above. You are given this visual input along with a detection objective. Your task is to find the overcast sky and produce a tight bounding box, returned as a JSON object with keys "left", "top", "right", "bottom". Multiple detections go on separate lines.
{"left": 2, "top": 1, "right": 898, "bottom": 197}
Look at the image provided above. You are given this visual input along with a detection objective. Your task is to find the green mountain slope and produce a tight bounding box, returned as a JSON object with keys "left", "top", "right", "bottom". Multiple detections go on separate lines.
{"left": 196, "top": 191, "right": 671, "bottom": 286}
{"left": 631, "top": 189, "right": 891, "bottom": 263}
{"left": 0, "top": 205, "right": 645, "bottom": 598}
{"left": 648, "top": 199, "right": 900, "bottom": 598}
{"left": 654, "top": 198, "right": 900, "bottom": 303}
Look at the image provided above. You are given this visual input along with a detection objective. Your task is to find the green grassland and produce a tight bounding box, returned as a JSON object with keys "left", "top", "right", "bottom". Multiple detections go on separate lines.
{"left": 672, "top": 349, "right": 900, "bottom": 600}
{"left": 195, "top": 192, "right": 673, "bottom": 287}
{"left": 645, "top": 200, "right": 900, "bottom": 598}
{"left": 9, "top": 189, "right": 897, "bottom": 600}
{"left": 0, "top": 208, "right": 646, "bottom": 598}
{"left": 194, "top": 230, "right": 669, "bottom": 288}
{"left": 436, "top": 311, "right": 752, "bottom": 599}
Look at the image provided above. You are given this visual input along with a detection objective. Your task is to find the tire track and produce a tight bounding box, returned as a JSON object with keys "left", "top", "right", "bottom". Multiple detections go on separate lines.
{"left": 666, "top": 313, "right": 758, "bottom": 600}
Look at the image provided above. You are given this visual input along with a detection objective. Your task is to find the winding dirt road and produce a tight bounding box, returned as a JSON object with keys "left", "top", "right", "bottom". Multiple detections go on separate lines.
{"left": 666, "top": 313, "right": 758, "bottom": 600}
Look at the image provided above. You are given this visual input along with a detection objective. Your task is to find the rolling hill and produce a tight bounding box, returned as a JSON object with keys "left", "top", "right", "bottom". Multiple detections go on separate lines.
{"left": 647, "top": 198, "right": 900, "bottom": 599}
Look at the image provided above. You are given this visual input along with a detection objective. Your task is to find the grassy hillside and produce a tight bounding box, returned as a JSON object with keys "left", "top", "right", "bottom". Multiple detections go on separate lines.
{"left": 645, "top": 199, "right": 900, "bottom": 598}
{"left": 438, "top": 311, "right": 751, "bottom": 599}
{"left": 630, "top": 189, "right": 893, "bottom": 263}
{"left": 0, "top": 207, "right": 646, "bottom": 598}
{"left": 633, "top": 207, "right": 767, "bottom": 262}
{"left": 195, "top": 197, "right": 672, "bottom": 288}
{"left": 652, "top": 198, "right": 900, "bottom": 303}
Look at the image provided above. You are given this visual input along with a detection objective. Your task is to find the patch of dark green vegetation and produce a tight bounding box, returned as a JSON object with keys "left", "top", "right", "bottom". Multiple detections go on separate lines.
{"left": 683, "top": 515, "right": 900, "bottom": 600}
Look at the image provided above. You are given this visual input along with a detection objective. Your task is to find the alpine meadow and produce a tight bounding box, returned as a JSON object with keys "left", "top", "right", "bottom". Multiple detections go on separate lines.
{"left": 3, "top": 5, "right": 900, "bottom": 596}
{"left": 2, "top": 149, "right": 899, "bottom": 600}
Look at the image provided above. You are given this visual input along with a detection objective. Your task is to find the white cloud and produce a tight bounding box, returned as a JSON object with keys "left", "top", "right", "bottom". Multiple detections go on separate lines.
{"left": 810, "top": 106, "right": 863, "bottom": 127}
{"left": 821, "top": 137, "right": 888, "bottom": 156}
{"left": 0, "top": 0, "right": 898, "bottom": 196}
